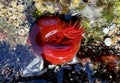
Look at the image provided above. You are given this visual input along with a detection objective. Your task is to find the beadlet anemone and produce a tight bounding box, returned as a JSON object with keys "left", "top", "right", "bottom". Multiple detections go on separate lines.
{"left": 29, "top": 14, "right": 84, "bottom": 64}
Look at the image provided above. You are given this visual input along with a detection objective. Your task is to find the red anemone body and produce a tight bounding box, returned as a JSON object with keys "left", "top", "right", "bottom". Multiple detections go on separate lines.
{"left": 29, "top": 15, "right": 84, "bottom": 64}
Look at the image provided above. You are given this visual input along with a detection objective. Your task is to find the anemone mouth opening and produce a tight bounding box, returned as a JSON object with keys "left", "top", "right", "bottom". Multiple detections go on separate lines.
{"left": 47, "top": 43, "right": 72, "bottom": 48}
{"left": 45, "top": 44, "right": 72, "bottom": 50}
{"left": 46, "top": 21, "right": 84, "bottom": 46}
{"left": 31, "top": 15, "right": 84, "bottom": 52}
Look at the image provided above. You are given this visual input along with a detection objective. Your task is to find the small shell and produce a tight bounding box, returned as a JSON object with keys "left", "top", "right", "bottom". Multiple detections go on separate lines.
{"left": 109, "top": 24, "right": 116, "bottom": 30}
{"left": 104, "top": 37, "right": 112, "bottom": 46}
{"left": 103, "top": 27, "right": 109, "bottom": 34}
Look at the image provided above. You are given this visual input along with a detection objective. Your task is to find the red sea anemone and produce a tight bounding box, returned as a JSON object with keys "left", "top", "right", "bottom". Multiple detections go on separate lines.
{"left": 29, "top": 15, "right": 84, "bottom": 64}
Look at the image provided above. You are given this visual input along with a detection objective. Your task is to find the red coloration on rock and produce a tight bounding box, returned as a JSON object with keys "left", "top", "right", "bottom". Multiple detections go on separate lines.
{"left": 101, "top": 55, "right": 117, "bottom": 63}
{"left": 29, "top": 15, "right": 84, "bottom": 64}
{"left": 100, "top": 55, "right": 120, "bottom": 71}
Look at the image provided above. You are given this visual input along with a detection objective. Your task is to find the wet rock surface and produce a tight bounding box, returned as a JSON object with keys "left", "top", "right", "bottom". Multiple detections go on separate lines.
{"left": 0, "top": 0, "right": 120, "bottom": 83}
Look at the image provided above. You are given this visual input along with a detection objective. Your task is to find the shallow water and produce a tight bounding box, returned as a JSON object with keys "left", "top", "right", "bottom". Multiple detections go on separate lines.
{"left": 0, "top": 0, "right": 120, "bottom": 83}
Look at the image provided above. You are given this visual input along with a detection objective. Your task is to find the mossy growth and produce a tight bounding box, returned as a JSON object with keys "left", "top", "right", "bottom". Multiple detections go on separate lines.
{"left": 32, "top": 8, "right": 43, "bottom": 18}
{"left": 97, "top": 0, "right": 120, "bottom": 24}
